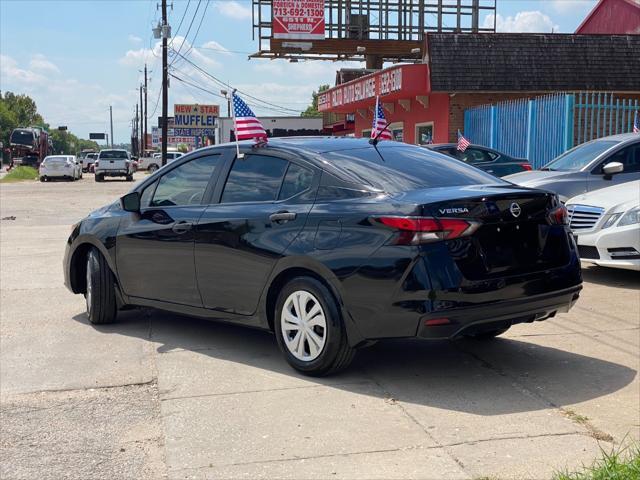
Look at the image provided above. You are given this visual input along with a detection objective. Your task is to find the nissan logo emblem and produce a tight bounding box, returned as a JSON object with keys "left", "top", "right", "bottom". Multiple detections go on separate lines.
{"left": 510, "top": 202, "right": 522, "bottom": 218}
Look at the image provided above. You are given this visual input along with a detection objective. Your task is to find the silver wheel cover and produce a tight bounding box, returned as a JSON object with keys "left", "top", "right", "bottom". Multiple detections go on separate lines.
{"left": 280, "top": 290, "right": 327, "bottom": 361}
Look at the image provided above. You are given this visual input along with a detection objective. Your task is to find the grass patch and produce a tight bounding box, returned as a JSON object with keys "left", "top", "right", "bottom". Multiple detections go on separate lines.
{"left": 554, "top": 443, "right": 640, "bottom": 480}
{"left": 0, "top": 166, "right": 39, "bottom": 183}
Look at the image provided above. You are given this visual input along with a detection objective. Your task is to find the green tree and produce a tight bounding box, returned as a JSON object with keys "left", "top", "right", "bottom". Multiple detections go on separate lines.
{"left": 301, "top": 84, "right": 330, "bottom": 118}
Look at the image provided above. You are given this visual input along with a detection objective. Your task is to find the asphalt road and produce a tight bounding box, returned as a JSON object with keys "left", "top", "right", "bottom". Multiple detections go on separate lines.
{"left": 1, "top": 173, "right": 638, "bottom": 480}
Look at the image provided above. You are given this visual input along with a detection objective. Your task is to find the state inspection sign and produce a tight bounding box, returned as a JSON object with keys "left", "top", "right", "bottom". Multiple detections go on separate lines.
{"left": 174, "top": 104, "right": 219, "bottom": 128}
{"left": 272, "top": 0, "right": 325, "bottom": 40}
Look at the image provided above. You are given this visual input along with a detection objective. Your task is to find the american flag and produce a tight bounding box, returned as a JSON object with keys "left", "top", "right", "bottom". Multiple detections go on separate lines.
{"left": 371, "top": 96, "right": 393, "bottom": 141}
{"left": 233, "top": 93, "right": 268, "bottom": 143}
{"left": 634, "top": 111, "right": 639, "bottom": 134}
{"left": 457, "top": 130, "right": 471, "bottom": 152}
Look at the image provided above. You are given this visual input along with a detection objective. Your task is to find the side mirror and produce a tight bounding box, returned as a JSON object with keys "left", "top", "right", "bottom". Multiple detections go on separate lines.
{"left": 121, "top": 191, "right": 141, "bottom": 212}
{"left": 602, "top": 161, "right": 624, "bottom": 176}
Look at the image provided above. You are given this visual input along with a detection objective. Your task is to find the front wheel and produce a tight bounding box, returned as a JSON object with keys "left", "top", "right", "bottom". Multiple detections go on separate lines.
{"left": 126, "top": 174, "right": 133, "bottom": 181}
{"left": 274, "top": 277, "right": 355, "bottom": 376}
{"left": 85, "top": 248, "right": 117, "bottom": 324}
{"left": 148, "top": 164, "right": 159, "bottom": 173}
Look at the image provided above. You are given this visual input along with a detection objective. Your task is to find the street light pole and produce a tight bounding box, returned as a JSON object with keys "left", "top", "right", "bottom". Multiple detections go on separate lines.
{"left": 144, "top": 64, "right": 148, "bottom": 154}
{"left": 161, "top": 0, "right": 168, "bottom": 167}
{"left": 139, "top": 84, "right": 144, "bottom": 156}
{"left": 109, "top": 105, "right": 114, "bottom": 147}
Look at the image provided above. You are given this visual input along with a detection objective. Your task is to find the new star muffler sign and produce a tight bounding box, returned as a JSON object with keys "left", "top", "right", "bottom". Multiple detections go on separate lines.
{"left": 173, "top": 104, "right": 219, "bottom": 128}
{"left": 272, "top": 0, "right": 324, "bottom": 40}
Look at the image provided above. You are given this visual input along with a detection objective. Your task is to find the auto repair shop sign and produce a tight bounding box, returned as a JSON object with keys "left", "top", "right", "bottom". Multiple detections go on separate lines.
{"left": 272, "top": 0, "right": 325, "bottom": 39}
{"left": 173, "top": 104, "right": 219, "bottom": 128}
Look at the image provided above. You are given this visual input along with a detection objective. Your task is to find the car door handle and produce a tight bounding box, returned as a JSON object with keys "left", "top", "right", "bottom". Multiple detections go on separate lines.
{"left": 171, "top": 221, "right": 193, "bottom": 234}
{"left": 269, "top": 211, "right": 297, "bottom": 223}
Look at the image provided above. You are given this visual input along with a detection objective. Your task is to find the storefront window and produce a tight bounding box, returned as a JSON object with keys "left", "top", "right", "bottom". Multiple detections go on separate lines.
{"left": 416, "top": 123, "right": 434, "bottom": 145}
{"left": 362, "top": 129, "right": 372, "bottom": 139}
{"left": 390, "top": 123, "right": 403, "bottom": 142}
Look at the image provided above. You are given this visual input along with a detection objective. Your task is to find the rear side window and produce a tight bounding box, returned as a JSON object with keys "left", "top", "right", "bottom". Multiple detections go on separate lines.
{"left": 279, "top": 163, "right": 313, "bottom": 200}
{"left": 151, "top": 155, "right": 219, "bottom": 207}
{"left": 221, "top": 154, "right": 288, "bottom": 203}
{"left": 323, "top": 145, "right": 504, "bottom": 193}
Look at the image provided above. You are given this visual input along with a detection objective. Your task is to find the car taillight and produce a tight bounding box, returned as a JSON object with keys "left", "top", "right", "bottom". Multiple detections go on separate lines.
{"left": 374, "top": 216, "right": 481, "bottom": 245}
{"left": 548, "top": 205, "right": 568, "bottom": 225}
{"left": 521, "top": 163, "right": 533, "bottom": 171}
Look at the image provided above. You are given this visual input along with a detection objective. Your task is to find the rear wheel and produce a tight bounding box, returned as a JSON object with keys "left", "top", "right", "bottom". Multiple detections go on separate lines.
{"left": 85, "top": 248, "right": 117, "bottom": 324}
{"left": 126, "top": 174, "right": 133, "bottom": 181}
{"left": 39, "top": 176, "right": 45, "bottom": 182}
{"left": 274, "top": 277, "right": 355, "bottom": 376}
{"left": 95, "top": 174, "right": 103, "bottom": 182}
{"left": 466, "top": 327, "right": 510, "bottom": 340}
{"left": 148, "top": 164, "right": 159, "bottom": 173}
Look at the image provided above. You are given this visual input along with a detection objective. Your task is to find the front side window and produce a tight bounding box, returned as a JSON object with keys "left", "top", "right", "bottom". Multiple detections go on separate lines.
{"left": 279, "top": 163, "right": 313, "bottom": 200}
{"left": 598, "top": 144, "right": 640, "bottom": 174}
{"left": 221, "top": 154, "right": 288, "bottom": 203}
{"left": 151, "top": 155, "right": 219, "bottom": 207}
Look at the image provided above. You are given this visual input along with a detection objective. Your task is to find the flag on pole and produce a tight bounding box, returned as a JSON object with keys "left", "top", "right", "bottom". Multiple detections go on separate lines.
{"left": 634, "top": 110, "right": 639, "bottom": 134}
{"left": 232, "top": 93, "right": 268, "bottom": 143}
{"left": 371, "top": 96, "right": 393, "bottom": 141}
{"left": 457, "top": 130, "right": 471, "bottom": 152}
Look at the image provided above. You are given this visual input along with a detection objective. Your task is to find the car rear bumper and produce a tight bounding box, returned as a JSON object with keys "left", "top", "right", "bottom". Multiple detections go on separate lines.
{"left": 96, "top": 169, "right": 129, "bottom": 176}
{"left": 416, "top": 285, "right": 581, "bottom": 339}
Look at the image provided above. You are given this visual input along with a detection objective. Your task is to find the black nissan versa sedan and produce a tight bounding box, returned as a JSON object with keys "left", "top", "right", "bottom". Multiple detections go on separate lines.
{"left": 64, "top": 138, "right": 582, "bottom": 375}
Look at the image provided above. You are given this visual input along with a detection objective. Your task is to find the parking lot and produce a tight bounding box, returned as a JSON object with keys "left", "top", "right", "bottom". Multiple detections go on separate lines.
{"left": 0, "top": 174, "right": 638, "bottom": 480}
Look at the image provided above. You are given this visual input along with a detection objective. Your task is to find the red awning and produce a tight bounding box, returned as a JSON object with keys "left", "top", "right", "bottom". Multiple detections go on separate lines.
{"left": 318, "top": 64, "right": 430, "bottom": 113}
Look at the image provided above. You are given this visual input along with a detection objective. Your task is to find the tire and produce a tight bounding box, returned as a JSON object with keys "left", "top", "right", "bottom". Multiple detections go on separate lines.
{"left": 274, "top": 277, "right": 355, "bottom": 376}
{"left": 148, "top": 164, "right": 159, "bottom": 173}
{"left": 85, "top": 248, "right": 117, "bottom": 324}
{"left": 126, "top": 174, "right": 133, "bottom": 182}
{"left": 465, "top": 327, "right": 510, "bottom": 340}
{"left": 39, "top": 176, "right": 45, "bottom": 182}
{"left": 95, "top": 174, "right": 103, "bottom": 182}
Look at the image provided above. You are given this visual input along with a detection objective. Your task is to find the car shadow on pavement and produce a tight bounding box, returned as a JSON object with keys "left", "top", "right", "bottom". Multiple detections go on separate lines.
{"left": 580, "top": 264, "right": 640, "bottom": 289}
{"left": 72, "top": 308, "right": 637, "bottom": 416}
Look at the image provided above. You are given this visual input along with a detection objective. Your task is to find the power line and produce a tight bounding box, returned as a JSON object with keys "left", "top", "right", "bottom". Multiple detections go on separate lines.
{"left": 170, "top": 0, "right": 202, "bottom": 67}
{"left": 180, "top": 0, "right": 211, "bottom": 60}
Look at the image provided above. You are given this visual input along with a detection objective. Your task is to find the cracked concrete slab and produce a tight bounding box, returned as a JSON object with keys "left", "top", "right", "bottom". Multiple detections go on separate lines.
{"left": 160, "top": 383, "right": 436, "bottom": 472}
{"left": 169, "top": 446, "right": 471, "bottom": 480}
{"left": 0, "top": 383, "right": 165, "bottom": 480}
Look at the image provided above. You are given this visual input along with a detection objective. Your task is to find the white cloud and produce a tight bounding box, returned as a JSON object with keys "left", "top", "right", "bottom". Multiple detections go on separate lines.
{"left": 484, "top": 11, "right": 559, "bottom": 33}
{"left": 200, "top": 40, "right": 232, "bottom": 56}
{"left": 214, "top": 1, "right": 252, "bottom": 20}
{"left": 1, "top": 54, "right": 47, "bottom": 83}
{"left": 128, "top": 34, "right": 143, "bottom": 44}
{"left": 28, "top": 54, "right": 60, "bottom": 74}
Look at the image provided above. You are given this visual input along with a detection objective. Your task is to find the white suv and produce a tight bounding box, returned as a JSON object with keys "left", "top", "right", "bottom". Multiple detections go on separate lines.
{"left": 94, "top": 149, "right": 134, "bottom": 182}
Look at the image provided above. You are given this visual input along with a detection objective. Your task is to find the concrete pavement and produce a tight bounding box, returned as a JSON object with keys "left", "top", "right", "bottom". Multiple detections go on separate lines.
{"left": 1, "top": 174, "right": 638, "bottom": 479}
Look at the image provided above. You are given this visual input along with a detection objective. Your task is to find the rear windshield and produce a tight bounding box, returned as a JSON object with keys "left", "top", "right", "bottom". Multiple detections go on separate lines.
{"left": 322, "top": 145, "right": 504, "bottom": 193}
{"left": 543, "top": 140, "right": 618, "bottom": 171}
{"left": 44, "top": 156, "right": 68, "bottom": 163}
{"left": 99, "top": 150, "right": 128, "bottom": 159}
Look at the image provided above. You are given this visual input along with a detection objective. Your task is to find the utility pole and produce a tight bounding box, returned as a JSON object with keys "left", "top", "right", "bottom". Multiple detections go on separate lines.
{"left": 139, "top": 84, "right": 144, "bottom": 156}
{"left": 109, "top": 105, "right": 114, "bottom": 147}
{"left": 135, "top": 103, "right": 139, "bottom": 157}
{"left": 144, "top": 64, "right": 148, "bottom": 154}
{"left": 161, "top": 0, "right": 169, "bottom": 167}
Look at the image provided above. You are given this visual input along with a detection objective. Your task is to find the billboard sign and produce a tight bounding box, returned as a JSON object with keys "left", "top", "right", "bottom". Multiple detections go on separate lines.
{"left": 174, "top": 104, "right": 219, "bottom": 128}
{"left": 173, "top": 127, "right": 216, "bottom": 136}
{"left": 272, "top": 0, "right": 325, "bottom": 40}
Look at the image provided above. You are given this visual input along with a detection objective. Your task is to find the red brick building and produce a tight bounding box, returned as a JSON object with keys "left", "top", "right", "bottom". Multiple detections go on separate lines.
{"left": 320, "top": 33, "right": 640, "bottom": 144}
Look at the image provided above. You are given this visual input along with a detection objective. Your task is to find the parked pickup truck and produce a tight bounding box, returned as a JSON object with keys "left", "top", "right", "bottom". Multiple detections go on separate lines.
{"left": 137, "top": 151, "right": 184, "bottom": 172}
{"left": 94, "top": 149, "right": 134, "bottom": 182}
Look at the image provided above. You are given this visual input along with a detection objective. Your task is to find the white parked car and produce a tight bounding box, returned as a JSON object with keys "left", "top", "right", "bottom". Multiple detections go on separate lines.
{"left": 39, "top": 155, "right": 81, "bottom": 182}
{"left": 566, "top": 180, "right": 640, "bottom": 271}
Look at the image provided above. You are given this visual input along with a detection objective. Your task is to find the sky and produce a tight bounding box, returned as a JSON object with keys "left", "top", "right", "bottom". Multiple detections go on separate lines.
{"left": 0, "top": 0, "right": 599, "bottom": 144}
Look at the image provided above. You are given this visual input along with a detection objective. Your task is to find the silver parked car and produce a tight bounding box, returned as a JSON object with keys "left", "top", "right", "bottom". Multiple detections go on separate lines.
{"left": 506, "top": 133, "right": 640, "bottom": 202}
